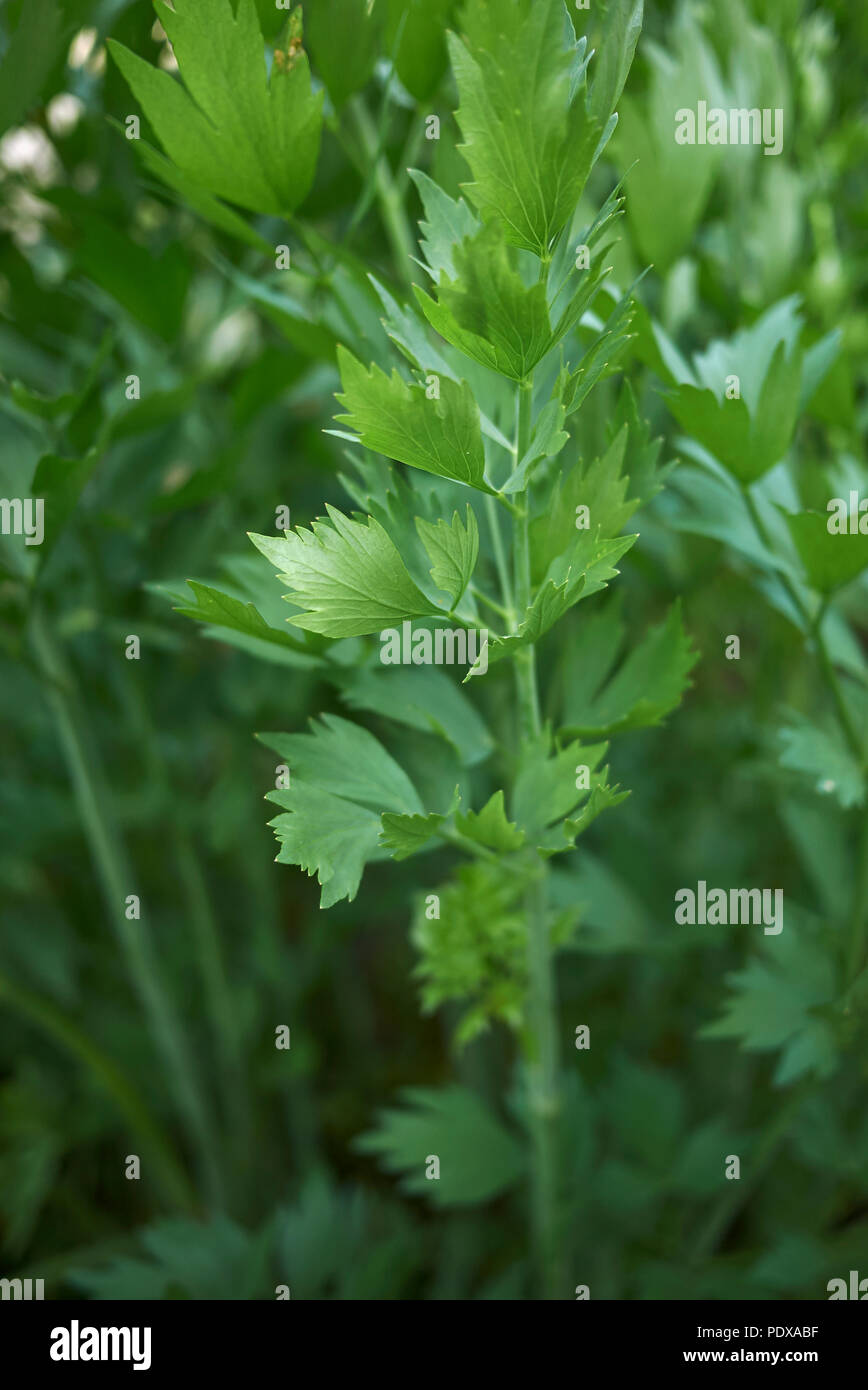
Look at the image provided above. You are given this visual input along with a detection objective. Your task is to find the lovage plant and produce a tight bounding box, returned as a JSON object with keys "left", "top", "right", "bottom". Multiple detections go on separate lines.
{"left": 193, "top": 0, "right": 696, "bottom": 1296}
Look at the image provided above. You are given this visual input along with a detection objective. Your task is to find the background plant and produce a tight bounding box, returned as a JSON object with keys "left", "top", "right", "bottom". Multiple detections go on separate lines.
{"left": 0, "top": 0, "right": 865, "bottom": 1301}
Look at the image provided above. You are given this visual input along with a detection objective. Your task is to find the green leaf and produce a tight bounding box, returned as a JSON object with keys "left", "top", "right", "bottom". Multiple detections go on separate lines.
{"left": 511, "top": 733, "right": 610, "bottom": 842}
{"left": 380, "top": 808, "right": 448, "bottom": 860}
{"left": 416, "top": 218, "right": 616, "bottom": 383}
{"left": 409, "top": 169, "right": 480, "bottom": 283}
{"left": 283, "top": 1170, "right": 423, "bottom": 1298}
{"left": 586, "top": 0, "right": 644, "bottom": 126}
{"left": 250, "top": 506, "right": 438, "bottom": 637}
{"left": 215, "top": 256, "right": 342, "bottom": 358}
{"left": 128, "top": 134, "right": 272, "bottom": 250}
{"left": 174, "top": 580, "right": 312, "bottom": 654}
{"left": 370, "top": 277, "right": 515, "bottom": 454}
{"left": 563, "top": 781, "right": 630, "bottom": 845}
{"left": 778, "top": 715, "right": 865, "bottom": 808}
{"left": 611, "top": 14, "right": 725, "bottom": 269}
{"left": 468, "top": 532, "right": 636, "bottom": 677}
{"left": 543, "top": 525, "right": 637, "bottom": 599}
{"left": 259, "top": 716, "right": 423, "bottom": 906}
{"left": 30, "top": 450, "right": 100, "bottom": 572}
{"left": 531, "top": 427, "right": 640, "bottom": 581}
{"left": 108, "top": 0, "right": 323, "bottom": 217}
{"left": 260, "top": 714, "right": 423, "bottom": 814}
{"left": 449, "top": 0, "right": 604, "bottom": 254}
{"left": 307, "top": 0, "right": 379, "bottom": 108}
{"left": 702, "top": 930, "right": 839, "bottom": 1085}
{"left": 558, "top": 286, "right": 637, "bottom": 418}
{"left": 268, "top": 785, "right": 383, "bottom": 908}
{"left": 784, "top": 509, "right": 868, "bottom": 595}
{"left": 0, "top": 0, "right": 77, "bottom": 137}
{"left": 466, "top": 577, "right": 575, "bottom": 677}
{"left": 273, "top": 1171, "right": 421, "bottom": 1301}
{"left": 667, "top": 300, "right": 807, "bottom": 484}
{"left": 162, "top": 575, "right": 319, "bottom": 668}
{"left": 385, "top": 0, "right": 453, "bottom": 100}
{"left": 456, "top": 790, "right": 525, "bottom": 852}
{"left": 415, "top": 506, "right": 479, "bottom": 605}
{"left": 336, "top": 665, "right": 494, "bottom": 766}
{"left": 609, "top": 379, "right": 668, "bottom": 508}
{"left": 668, "top": 344, "right": 801, "bottom": 485}
{"left": 356, "top": 1085, "right": 525, "bottom": 1205}
{"left": 334, "top": 348, "right": 492, "bottom": 492}
{"left": 71, "top": 1216, "right": 273, "bottom": 1301}
{"left": 800, "top": 329, "right": 842, "bottom": 412}
{"left": 502, "top": 397, "right": 569, "bottom": 494}
{"left": 415, "top": 222, "right": 554, "bottom": 380}
{"left": 562, "top": 600, "right": 698, "bottom": 737}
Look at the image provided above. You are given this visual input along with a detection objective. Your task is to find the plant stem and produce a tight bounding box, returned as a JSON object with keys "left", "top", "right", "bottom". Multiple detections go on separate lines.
{"left": 349, "top": 97, "right": 416, "bottom": 286}
{"left": 815, "top": 628, "right": 864, "bottom": 764}
{"left": 29, "top": 606, "right": 224, "bottom": 1205}
{"left": 470, "top": 584, "right": 512, "bottom": 622}
{"left": 484, "top": 494, "right": 515, "bottom": 621}
{"left": 513, "top": 380, "right": 540, "bottom": 735}
{"left": 512, "top": 375, "right": 562, "bottom": 1298}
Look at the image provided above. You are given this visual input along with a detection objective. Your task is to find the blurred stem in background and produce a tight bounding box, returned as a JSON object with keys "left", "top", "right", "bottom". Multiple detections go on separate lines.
{"left": 0, "top": 967, "right": 195, "bottom": 1211}
{"left": 340, "top": 95, "right": 418, "bottom": 285}
{"left": 120, "top": 671, "right": 251, "bottom": 1159}
{"left": 28, "top": 604, "right": 224, "bottom": 1206}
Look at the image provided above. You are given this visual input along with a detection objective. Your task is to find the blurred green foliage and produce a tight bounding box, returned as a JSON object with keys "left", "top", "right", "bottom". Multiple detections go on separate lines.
{"left": 0, "top": 0, "right": 866, "bottom": 1300}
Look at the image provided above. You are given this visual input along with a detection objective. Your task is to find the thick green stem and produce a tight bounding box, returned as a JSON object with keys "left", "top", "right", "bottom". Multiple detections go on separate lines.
{"left": 29, "top": 607, "right": 224, "bottom": 1204}
{"left": 484, "top": 495, "right": 515, "bottom": 621}
{"left": 511, "top": 375, "right": 562, "bottom": 1298}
